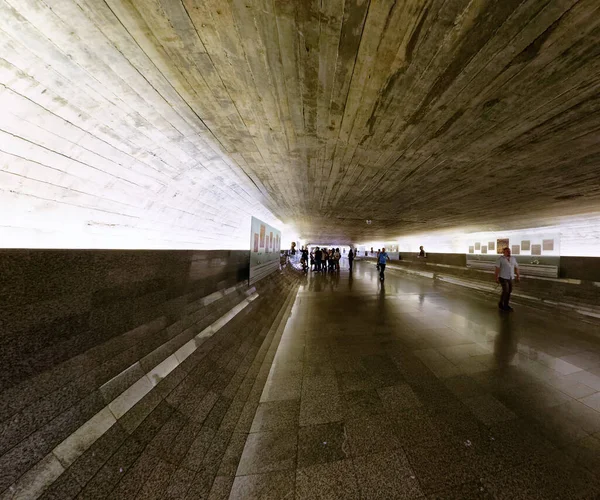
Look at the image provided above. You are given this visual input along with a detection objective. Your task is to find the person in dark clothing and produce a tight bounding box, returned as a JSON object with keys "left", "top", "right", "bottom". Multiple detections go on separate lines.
{"left": 314, "top": 247, "right": 323, "bottom": 272}
{"left": 348, "top": 248, "right": 354, "bottom": 270}
{"left": 418, "top": 246, "right": 426, "bottom": 258}
{"left": 378, "top": 248, "right": 389, "bottom": 281}
{"left": 300, "top": 246, "right": 309, "bottom": 272}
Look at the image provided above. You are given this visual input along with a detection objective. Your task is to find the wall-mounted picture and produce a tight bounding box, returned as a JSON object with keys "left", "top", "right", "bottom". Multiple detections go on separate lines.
{"left": 253, "top": 234, "right": 259, "bottom": 252}
{"left": 469, "top": 246, "right": 474, "bottom": 254}
{"left": 481, "top": 245, "right": 487, "bottom": 254}
{"left": 543, "top": 239, "right": 554, "bottom": 251}
{"left": 259, "top": 224, "right": 266, "bottom": 247}
{"left": 488, "top": 241, "right": 495, "bottom": 251}
{"left": 521, "top": 240, "right": 531, "bottom": 251}
{"left": 497, "top": 238, "right": 509, "bottom": 254}
{"left": 475, "top": 242, "right": 481, "bottom": 250}
{"left": 269, "top": 232, "right": 273, "bottom": 252}
{"left": 512, "top": 245, "right": 520, "bottom": 255}
{"left": 531, "top": 244, "right": 542, "bottom": 256}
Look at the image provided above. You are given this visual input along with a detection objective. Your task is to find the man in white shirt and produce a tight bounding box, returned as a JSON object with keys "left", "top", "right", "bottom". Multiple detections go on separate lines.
{"left": 495, "top": 247, "right": 520, "bottom": 311}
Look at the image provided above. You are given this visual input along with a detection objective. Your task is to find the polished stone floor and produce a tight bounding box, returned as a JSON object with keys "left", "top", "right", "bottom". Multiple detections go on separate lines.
{"left": 231, "top": 260, "right": 600, "bottom": 499}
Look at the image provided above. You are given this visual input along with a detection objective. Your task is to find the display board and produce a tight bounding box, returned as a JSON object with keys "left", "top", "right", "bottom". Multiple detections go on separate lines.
{"left": 249, "top": 216, "right": 281, "bottom": 285}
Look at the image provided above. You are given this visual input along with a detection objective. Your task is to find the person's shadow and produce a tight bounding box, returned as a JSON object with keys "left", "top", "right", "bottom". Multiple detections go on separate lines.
{"left": 494, "top": 312, "right": 518, "bottom": 369}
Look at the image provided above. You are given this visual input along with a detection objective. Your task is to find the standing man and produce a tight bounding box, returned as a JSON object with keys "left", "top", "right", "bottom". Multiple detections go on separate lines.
{"left": 314, "top": 246, "right": 323, "bottom": 272}
{"left": 495, "top": 247, "right": 520, "bottom": 311}
{"left": 378, "top": 247, "right": 389, "bottom": 281}
{"left": 348, "top": 248, "right": 354, "bottom": 270}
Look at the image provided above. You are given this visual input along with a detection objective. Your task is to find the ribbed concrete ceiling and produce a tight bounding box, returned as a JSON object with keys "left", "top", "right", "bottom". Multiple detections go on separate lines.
{"left": 2, "top": 0, "right": 600, "bottom": 246}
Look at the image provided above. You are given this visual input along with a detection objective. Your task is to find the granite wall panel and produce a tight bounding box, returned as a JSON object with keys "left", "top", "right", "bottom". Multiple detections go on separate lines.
{"left": 560, "top": 256, "right": 600, "bottom": 282}
{"left": 399, "top": 252, "right": 467, "bottom": 267}
{"left": 0, "top": 249, "right": 250, "bottom": 392}
{"left": 0, "top": 248, "right": 260, "bottom": 497}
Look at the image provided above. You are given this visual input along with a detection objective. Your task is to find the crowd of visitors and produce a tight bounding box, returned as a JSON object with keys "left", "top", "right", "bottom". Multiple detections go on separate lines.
{"left": 309, "top": 246, "right": 343, "bottom": 272}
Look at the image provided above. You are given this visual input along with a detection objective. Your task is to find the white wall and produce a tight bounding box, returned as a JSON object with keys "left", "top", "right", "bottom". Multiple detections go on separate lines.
{"left": 395, "top": 213, "right": 600, "bottom": 258}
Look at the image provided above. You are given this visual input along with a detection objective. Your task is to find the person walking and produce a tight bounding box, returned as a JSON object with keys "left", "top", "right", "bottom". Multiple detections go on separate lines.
{"left": 495, "top": 247, "right": 520, "bottom": 311}
{"left": 348, "top": 248, "right": 354, "bottom": 270}
{"left": 378, "top": 248, "right": 389, "bottom": 281}
{"left": 334, "top": 248, "right": 341, "bottom": 271}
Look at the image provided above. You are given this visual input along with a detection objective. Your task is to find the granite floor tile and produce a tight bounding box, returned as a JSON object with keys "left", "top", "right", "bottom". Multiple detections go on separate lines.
{"left": 353, "top": 450, "right": 424, "bottom": 499}
{"left": 404, "top": 441, "right": 478, "bottom": 494}
{"left": 260, "top": 375, "right": 302, "bottom": 402}
{"left": 297, "top": 422, "right": 349, "bottom": 468}
{"left": 336, "top": 371, "right": 374, "bottom": 393}
{"left": 341, "top": 389, "right": 384, "bottom": 419}
{"left": 163, "top": 466, "right": 196, "bottom": 499}
{"left": 486, "top": 418, "right": 557, "bottom": 469}
{"left": 217, "top": 432, "right": 250, "bottom": 476}
{"left": 579, "top": 391, "right": 600, "bottom": 411}
{"left": 482, "top": 454, "right": 600, "bottom": 499}
{"left": 393, "top": 408, "right": 441, "bottom": 447}
{"left": 299, "top": 393, "right": 343, "bottom": 426}
{"left": 377, "top": 383, "right": 423, "bottom": 411}
{"left": 295, "top": 459, "right": 360, "bottom": 500}
{"left": 230, "top": 470, "right": 295, "bottom": 499}
{"left": 426, "top": 480, "right": 491, "bottom": 499}
{"left": 563, "top": 434, "right": 600, "bottom": 474}
{"left": 182, "top": 426, "right": 217, "bottom": 471}
{"left": 236, "top": 430, "right": 297, "bottom": 475}
{"left": 443, "top": 375, "right": 487, "bottom": 399}
{"left": 462, "top": 394, "right": 517, "bottom": 425}
{"left": 134, "top": 459, "right": 177, "bottom": 500}
{"left": 544, "top": 374, "right": 598, "bottom": 399}
{"left": 250, "top": 399, "right": 300, "bottom": 432}
{"left": 207, "top": 475, "right": 235, "bottom": 500}
{"left": 345, "top": 414, "right": 401, "bottom": 457}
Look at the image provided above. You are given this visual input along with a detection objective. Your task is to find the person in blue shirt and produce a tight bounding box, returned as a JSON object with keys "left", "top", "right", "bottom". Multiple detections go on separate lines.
{"left": 378, "top": 248, "right": 389, "bottom": 280}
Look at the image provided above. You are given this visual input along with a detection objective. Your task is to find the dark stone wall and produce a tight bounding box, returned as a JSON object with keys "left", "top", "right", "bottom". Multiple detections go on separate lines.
{"left": 560, "top": 256, "right": 600, "bottom": 282}
{"left": 400, "top": 252, "right": 467, "bottom": 267}
{"left": 0, "top": 249, "right": 250, "bottom": 392}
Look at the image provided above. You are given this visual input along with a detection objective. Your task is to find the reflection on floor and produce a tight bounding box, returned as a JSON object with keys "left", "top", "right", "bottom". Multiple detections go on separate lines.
{"left": 232, "top": 260, "right": 600, "bottom": 499}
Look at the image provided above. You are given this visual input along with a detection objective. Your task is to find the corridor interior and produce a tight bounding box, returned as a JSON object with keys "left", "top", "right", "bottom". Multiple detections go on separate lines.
{"left": 229, "top": 260, "right": 600, "bottom": 499}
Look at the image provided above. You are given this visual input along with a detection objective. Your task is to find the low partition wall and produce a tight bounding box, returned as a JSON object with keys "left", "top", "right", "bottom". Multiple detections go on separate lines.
{"left": 389, "top": 253, "right": 600, "bottom": 318}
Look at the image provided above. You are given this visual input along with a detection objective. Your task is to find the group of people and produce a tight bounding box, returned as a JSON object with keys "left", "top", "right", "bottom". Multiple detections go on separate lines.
{"left": 297, "top": 241, "right": 522, "bottom": 312}
{"left": 300, "top": 246, "right": 344, "bottom": 272}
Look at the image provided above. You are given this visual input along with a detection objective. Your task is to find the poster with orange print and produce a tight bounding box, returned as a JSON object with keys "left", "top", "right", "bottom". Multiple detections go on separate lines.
{"left": 259, "top": 225, "right": 266, "bottom": 248}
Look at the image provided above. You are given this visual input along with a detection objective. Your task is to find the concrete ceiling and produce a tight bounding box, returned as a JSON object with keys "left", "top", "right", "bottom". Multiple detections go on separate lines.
{"left": 2, "top": 0, "right": 600, "bottom": 246}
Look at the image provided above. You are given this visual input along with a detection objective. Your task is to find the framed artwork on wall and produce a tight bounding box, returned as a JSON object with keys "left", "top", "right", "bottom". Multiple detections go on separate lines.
{"left": 543, "top": 239, "right": 554, "bottom": 251}
{"left": 475, "top": 242, "right": 481, "bottom": 250}
{"left": 253, "top": 234, "right": 259, "bottom": 252}
{"left": 488, "top": 241, "right": 495, "bottom": 251}
{"left": 531, "top": 244, "right": 542, "bottom": 256}
{"left": 469, "top": 246, "right": 474, "bottom": 254}
{"left": 521, "top": 240, "right": 531, "bottom": 251}
{"left": 512, "top": 245, "right": 520, "bottom": 255}
{"left": 259, "top": 225, "right": 266, "bottom": 247}
{"left": 497, "top": 238, "right": 509, "bottom": 254}
{"left": 481, "top": 246, "right": 487, "bottom": 254}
